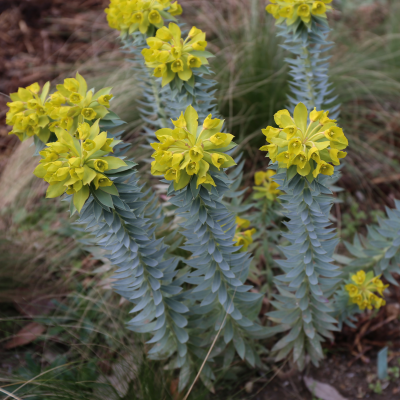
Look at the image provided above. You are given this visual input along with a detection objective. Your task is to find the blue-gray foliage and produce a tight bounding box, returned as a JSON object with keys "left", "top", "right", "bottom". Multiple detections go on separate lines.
{"left": 267, "top": 167, "right": 342, "bottom": 368}
{"left": 277, "top": 17, "right": 339, "bottom": 117}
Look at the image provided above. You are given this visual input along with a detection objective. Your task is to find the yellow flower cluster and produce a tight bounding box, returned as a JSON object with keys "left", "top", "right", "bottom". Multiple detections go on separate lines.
{"left": 105, "top": 0, "right": 182, "bottom": 35}
{"left": 151, "top": 105, "right": 236, "bottom": 190}
{"left": 33, "top": 121, "right": 126, "bottom": 212}
{"left": 142, "top": 23, "right": 212, "bottom": 87}
{"left": 345, "top": 270, "right": 389, "bottom": 311}
{"left": 266, "top": 0, "right": 332, "bottom": 25}
{"left": 6, "top": 82, "right": 51, "bottom": 143}
{"left": 260, "top": 103, "right": 348, "bottom": 179}
{"left": 6, "top": 73, "right": 113, "bottom": 144}
{"left": 253, "top": 170, "right": 281, "bottom": 201}
{"left": 233, "top": 217, "right": 256, "bottom": 252}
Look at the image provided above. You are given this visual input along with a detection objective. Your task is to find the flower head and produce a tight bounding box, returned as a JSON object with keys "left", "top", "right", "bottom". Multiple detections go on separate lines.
{"left": 6, "top": 82, "right": 51, "bottom": 143}
{"left": 345, "top": 270, "right": 389, "bottom": 311}
{"left": 150, "top": 105, "right": 236, "bottom": 190}
{"left": 105, "top": 0, "right": 183, "bottom": 35}
{"left": 33, "top": 120, "right": 126, "bottom": 212}
{"left": 142, "top": 23, "right": 213, "bottom": 87}
{"left": 259, "top": 103, "right": 348, "bottom": 179}
{"left": 7, "top": 73, "right": 113, "bottom": 144}
{"left": 266, "top": 0, "right": 332, "bottom": 26}
{"left": 253, "top": 170, "right": 281, "bottom": 201}
{"left": 233, "top": 216, "right": 256, "bottom": 252}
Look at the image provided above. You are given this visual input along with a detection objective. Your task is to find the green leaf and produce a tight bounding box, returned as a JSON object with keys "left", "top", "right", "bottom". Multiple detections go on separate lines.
{"left": 184, "top": 105, "right": 198, "bottom": 137}
{"left": 46, "top": 180, "right": 67, "bottom": 198}
{"left": 174, "top": 170, "right": 191, "bottom": 191}
{"left": 92, "top": 87, "right": 112, "bottom": 101}
{"left": 89, "top": 119, "right": 100, "bottom": 140}
{"left": 33, "top": 163, "right": 47, "bottom": 178}
{"left": 91, "top": 105, "right": 109, "bottom": 119}
{"left": 76, "top": 72, "right": 88, "bottom": 96}
{"left": 73, "top": 186, "right": 90, "bottom": 212}
{"left": 40, "top": 82, "right": 50, "bottom": 102}
{"left": 293, "top": 102, "right": 308, "bottom": 133}
{"left": 102, "top": 156, "right": 127, "bottom": 170}
{"left": 83, "top": 165, "right": 96, "bottom": 185}
{"left": 92, "top": 188, "right": 114, "bottom": 208}
{"left": 99, "top": 183, "right": 119, "bottom": 196}
{"left": 190, "top": 50, "right": 214, "bottom": 58}
{"left": 37, "top": 127, "right": 51, "bottom": 144}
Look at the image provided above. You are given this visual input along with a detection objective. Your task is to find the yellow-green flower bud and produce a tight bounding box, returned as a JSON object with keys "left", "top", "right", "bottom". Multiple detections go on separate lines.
{"left": 81, "top": 108, "right": 97, "bottom": 120}
{"left": 189, "top": 26, "right": 202, "bottom": 37}
{"left": 154, "top": 64, "right": 167, "bottom": 78}
{"left": 165, "top": 167, "right": 180, "bottom": 182}
{"left": 27, "top": 99, "right": 39, "bottom": 109}
{"left": 93, "top": 159, "right": 109, "bottom": 172}
{"left": 64, "top": 78, "right": 80, "bottom": 93}
{"left": 171, "top": 59, "right": 184, "bottom": 73}
{"left": 156, "top": 26, "right": 173, "bottom": 41}
{"left": 312, "top": 1, "right": 326, "bottom": 15}
{"left": 68, "top": 157, "right": 81, "bottom": 168}
{"left": 192, "top": 41, "right": 207, "bottom": 51}
{"left": 203, "top": 114, "right": 221, "bottom": 129}
{"left": 171, "top": 112, "right": 187, "bottom": 128}
{"left": 310, "top": 107, "right": 324, "bottom": 121}
{"left": 209, "top": 132, "right": 227, "bottom": 146}
{"left": 131, "top": 12, "right": 143, "bottom": 23}
{"left": 189, "top": 145, "right": 203, "bottom": 162}
{"left": 211, "top": 153, "right": 227, "bottom": 170}
{"left": 186, "top": 161, "right": 200, "bottom": 176}
{"left": 69, "top": 93, "right": 84, "bottom": 104}
{"left": 77, "top": 122, "right": 90, "bottom": 140}
{"left": 98, "top": 94, "right": 113, "bottom": 108}
{"left": 94, "top": 173, "right": 113, "bottom": 190}
{"left": 100, "top": 138, "right": 114, "bottom": 152}
{"left": 169, "top": 1, "right": 183, "bottom": 16}
{"left": 187, "top": 55, "right": 202, "bottom": 69}
{"left": 83, "top": 139, "right": 95, "bottom": 151}
{"left": 297, "top": 4, "right": 310, "bottom": 17}
{"left": 148, "top": 10, "right": 162, "bottom": 24}
{"left": 26, "top": 82, "right": 40, "bottom": 94}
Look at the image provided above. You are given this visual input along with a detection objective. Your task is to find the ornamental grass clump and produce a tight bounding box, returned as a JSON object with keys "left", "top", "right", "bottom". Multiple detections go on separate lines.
{"left": 260, "top": 104, "right": 348, "bottom": 179}
{"left": 142, "top": 23, "right": 212, "bottom": 87}
{"left": 105, "top": 0, "right": 182, "bottom": 35}
{"left": 150, "top": 105, "right": 236, "bottom": 190}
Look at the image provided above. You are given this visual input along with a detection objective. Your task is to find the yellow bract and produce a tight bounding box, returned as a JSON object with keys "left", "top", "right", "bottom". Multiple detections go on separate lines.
{"left": 265, "top": 0, "right": 332, "bottom": 26}
{"left": 150, "top": 105, "right": 237, "bottom": 190}
{"left": 345, "top": 270, "right": 389, "bottom": 311}
{"left": 233, "top": 216, "right": 256, "bottom": 252}
{"left": 105, "top": 0, "right": 183, "bottom": 35}
{"left": 253, "top": 170, "right": 281, "bottom": 201}
{"left": 260, "top": 103, "right": 348, "bottom": 179}
{"left": 142, "top": 23, "right": 212, "bottom": 87}
{"left": 33, "top": 120, "right": 126, "bottom": 212}
{"left": 7, "top": 73, "right": 113, "bottom": 144}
